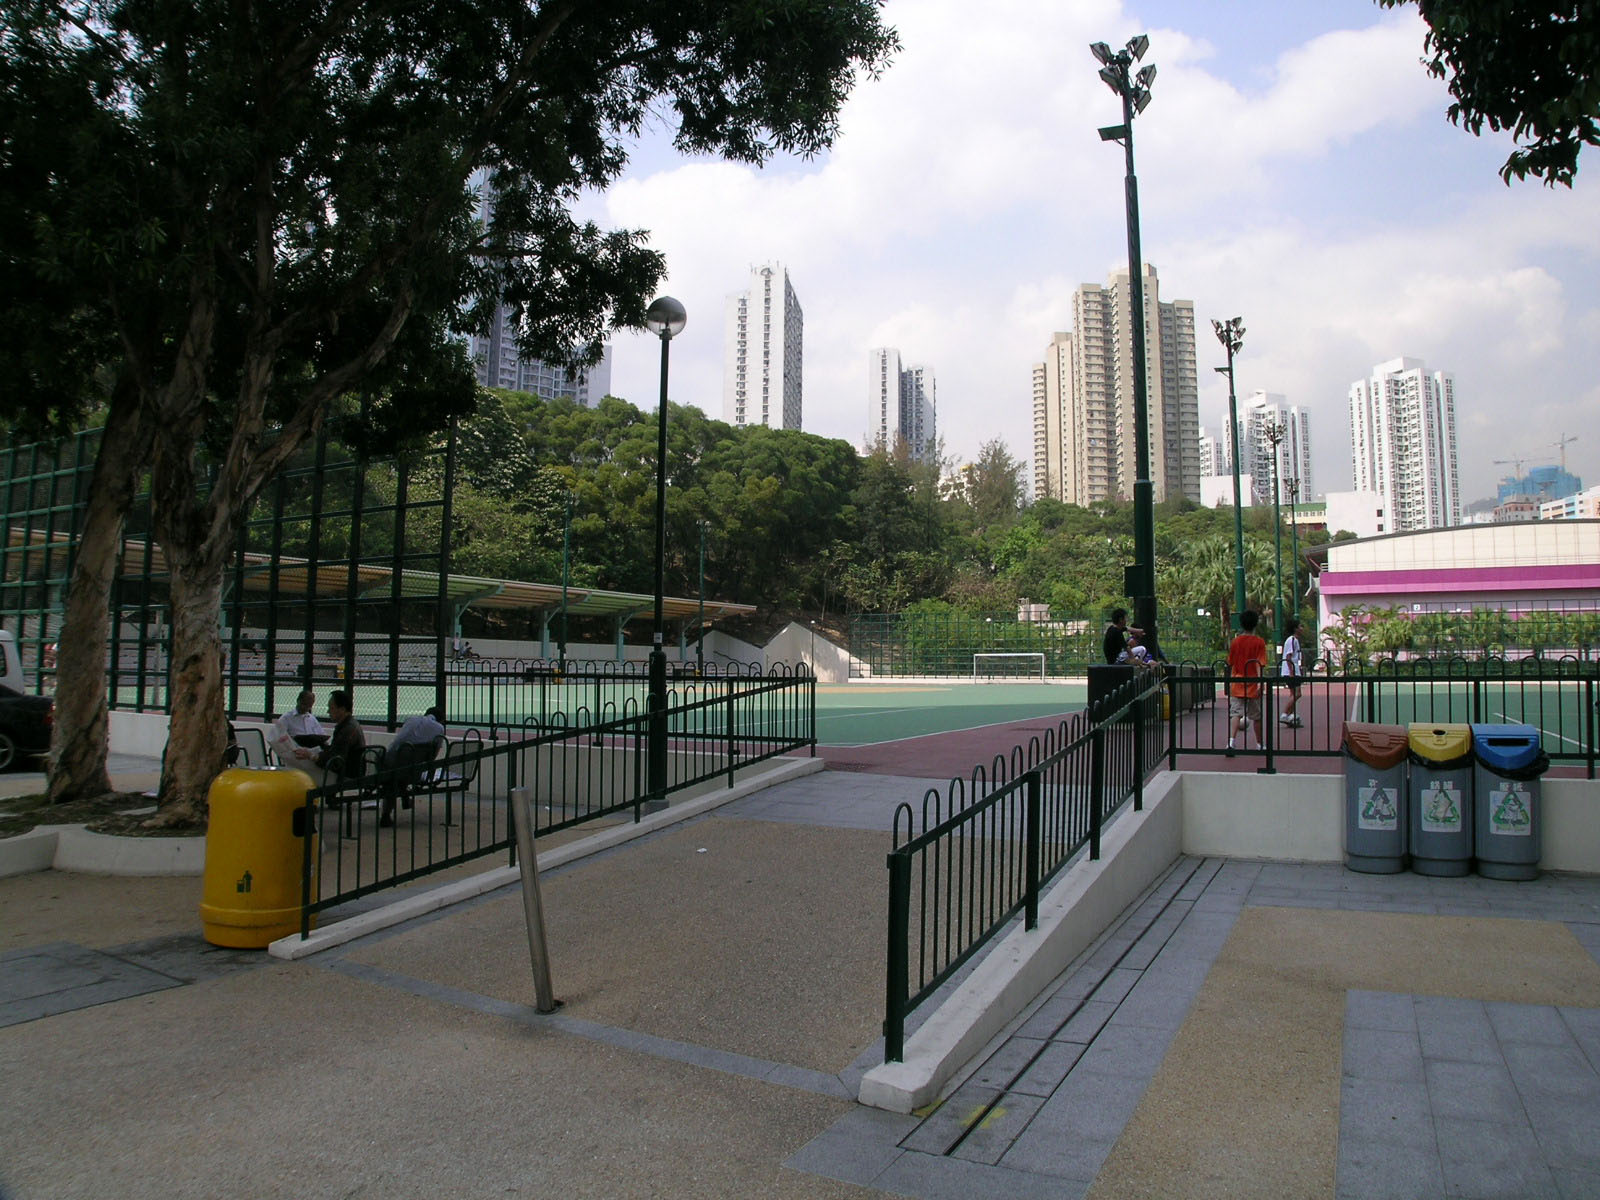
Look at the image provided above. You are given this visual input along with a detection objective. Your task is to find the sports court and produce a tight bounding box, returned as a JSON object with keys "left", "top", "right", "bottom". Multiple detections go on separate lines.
{"left": 814, "top": 681, "right": 1087, "bottom": 747}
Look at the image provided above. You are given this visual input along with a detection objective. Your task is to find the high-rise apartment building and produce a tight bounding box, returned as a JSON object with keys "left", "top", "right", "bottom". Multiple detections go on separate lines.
{"left": 1242, "top": 391, "right": 1314, "bottom": 504}
{"left": 723, "top": 262, "right": 803, "bottom": 430}
{"left": 1196, "top": 426, "right": 1227, "bottom": 478}
{"left": 1030, "top": 265, "right": 1199, "bottom": 506}
{"left": 468, "top": 306, "right": 613, "bottom": 404}
{"left": 1349, "top": 357, "right": 1460, "bottom": 531}
{"left": 1032, "top": 333, "right": 1073, "bottom": 500}
{"left": 867, "top": 349, "right": 938, "bottom": 463}
{"left": 465, "top": 173, "right": 612, "bottom": 404}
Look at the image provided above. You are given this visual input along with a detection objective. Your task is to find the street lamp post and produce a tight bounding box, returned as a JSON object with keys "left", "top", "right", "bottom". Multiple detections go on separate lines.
{"left": 1264, "top": 419, "right": 1285, "bottom": 633}
{"left": 696, "top": 518, "right": 708, "bottom": 674}
{"left": 1286, "top": 476, "right": 1301, "bottom": 627}
{"left": 1212, "top": 317, "right": 1247, "bottom": 628}
{"left": 559, "top": 489, "right": 573, "bottom": 670}
{"left": 1092, "top": 34, "right": 1160, "bottom": 654}
{"left": 644, "top": 296, "right": 687, "bottom": 807}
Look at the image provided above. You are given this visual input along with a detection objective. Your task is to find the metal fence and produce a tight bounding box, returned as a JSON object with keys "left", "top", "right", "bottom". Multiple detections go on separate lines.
{"left": 882, "top": 673, "right": 1165, "bottom": 1061}
{"left": 848, "top": 609, "right": 1221, "bottom": 679}
{"left": 1161, "top": 655, "right": 1599, "bottom": 778}
{"left": 296, "top": 666, "right": 816, "bottom": 934}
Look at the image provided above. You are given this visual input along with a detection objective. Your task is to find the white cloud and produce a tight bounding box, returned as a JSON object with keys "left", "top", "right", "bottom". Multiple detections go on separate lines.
{"left": 598, "top": 0, "right": 1600, "bottom": 505}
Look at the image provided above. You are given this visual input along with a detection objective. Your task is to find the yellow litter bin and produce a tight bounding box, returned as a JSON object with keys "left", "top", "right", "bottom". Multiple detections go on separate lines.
{"left": 1407, "top": 723, "right": 1474, "bottom": 877}
{"left": 200, "top": 767, "right": 317, "bottom": 948}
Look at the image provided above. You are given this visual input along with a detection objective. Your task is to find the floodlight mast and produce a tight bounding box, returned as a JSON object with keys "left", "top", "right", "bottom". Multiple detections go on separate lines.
{"left": 1091, "top": 34, "right": 1160, "bottom": 657}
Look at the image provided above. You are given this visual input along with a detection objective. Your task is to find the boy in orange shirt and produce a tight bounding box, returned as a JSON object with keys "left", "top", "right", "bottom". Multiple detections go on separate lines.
{"left": 1227, "top": 609, "right": 1267, "bottom": 755}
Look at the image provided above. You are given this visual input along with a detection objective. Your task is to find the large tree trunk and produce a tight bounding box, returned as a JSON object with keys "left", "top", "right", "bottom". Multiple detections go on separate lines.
{"left": 47, "top": 401, "right": 153, "bottom": 805}
{"left": 150, "top": 566, "right": 228, "bottom": 827}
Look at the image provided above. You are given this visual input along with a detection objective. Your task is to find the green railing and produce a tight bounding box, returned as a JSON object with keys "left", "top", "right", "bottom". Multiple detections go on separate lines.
{"left": 848, "top": 609, "right": 1220, "bottom": 679}
{"left": 298, "top": 665, "right": 816, "bottom": 933}
{"left": 882, "top": 672, "right": 1165, "bottom": 1061}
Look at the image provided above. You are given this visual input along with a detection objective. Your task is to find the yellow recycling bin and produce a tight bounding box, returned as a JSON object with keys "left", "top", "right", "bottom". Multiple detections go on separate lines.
{"left": 1407, "top": 723, "right": 1474, "bottom": 877}
{"left": 200, "top": 767, "right": 317, "bottom": 948}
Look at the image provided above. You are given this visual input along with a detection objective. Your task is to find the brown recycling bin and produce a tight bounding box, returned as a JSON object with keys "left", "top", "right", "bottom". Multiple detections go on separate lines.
{"left": 1343, "top": 722, "right": 1409, "bottom": 874}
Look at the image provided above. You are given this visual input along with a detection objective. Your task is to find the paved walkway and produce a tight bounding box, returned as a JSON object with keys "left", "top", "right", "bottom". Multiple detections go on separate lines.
{"left": 789, "top": 856, "right": 1600, "bottom": 1199}
{"left": 3, "top": 763, "right": 1600, "bottom": 1198}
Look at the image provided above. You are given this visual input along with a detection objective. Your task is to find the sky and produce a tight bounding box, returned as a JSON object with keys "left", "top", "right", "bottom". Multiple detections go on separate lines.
{"left": 589, "top": 0, "right": 1600, "bottom": 506}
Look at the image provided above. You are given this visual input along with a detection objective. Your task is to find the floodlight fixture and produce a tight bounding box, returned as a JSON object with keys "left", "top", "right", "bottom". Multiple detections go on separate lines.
{"left": 1136, "top": 63, "right": 1157, "bottom": 88}
{"left": 1090, "top": 41, "right": 1114, "bottom": 65}
{"left": 1127, "top": 34, "right": 1149, "bottom": 60}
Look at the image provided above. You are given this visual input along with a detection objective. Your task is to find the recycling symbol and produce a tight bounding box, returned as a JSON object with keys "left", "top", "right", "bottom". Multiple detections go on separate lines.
{"left": 1490, "top": 783, "right": 1532, "bottom": 837}
{"left": 1422, "top": 781, "right": 1461, "bottom": 832}
{"left": 1357, "top": 782, "right": 1397, "bottom": 831}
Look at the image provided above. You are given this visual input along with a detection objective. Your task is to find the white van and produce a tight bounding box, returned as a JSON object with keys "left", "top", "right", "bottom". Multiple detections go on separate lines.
{"left": 0, "top": 631, "right": 22, "bottom": 693}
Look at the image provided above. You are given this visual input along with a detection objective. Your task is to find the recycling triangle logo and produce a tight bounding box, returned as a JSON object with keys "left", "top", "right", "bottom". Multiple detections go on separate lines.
{"left": 1424, "top": 783, "right": 1459, "bottom": 825}
{"left": 1361, "top": 785, "right": 1396, "bottom": 823}
{"left": 1492, "top": 784, "right": 1531, "bottom": 834}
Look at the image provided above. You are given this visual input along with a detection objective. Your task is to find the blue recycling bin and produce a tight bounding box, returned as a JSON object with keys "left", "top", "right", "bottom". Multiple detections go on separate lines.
{"left": 1470, "top": 724, "right": 1548, "bottom": 881}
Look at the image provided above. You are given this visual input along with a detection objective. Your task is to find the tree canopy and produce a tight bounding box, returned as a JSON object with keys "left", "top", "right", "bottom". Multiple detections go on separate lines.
{"left": 0, "top": 0, "right": 898, "bottom": 819}
{"left": 1379, "top": 0, "right": 1600, "bottom": 184}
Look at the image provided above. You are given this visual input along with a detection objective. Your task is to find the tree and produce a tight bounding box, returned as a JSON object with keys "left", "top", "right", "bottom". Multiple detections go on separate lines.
{"left": 1377, "top": 0, "right": 1600, "bottom": 184}
{"left": 1, "top": 1, "right": 897, "bottom": 822}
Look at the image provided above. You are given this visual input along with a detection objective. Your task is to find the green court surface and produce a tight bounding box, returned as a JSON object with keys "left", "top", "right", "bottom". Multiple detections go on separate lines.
{"left": 814, "top": 682, "right": 1087, "bottom": 747}
{"left": 1353, "top": 680, "right": 1595, "bottom": 755}
{"left": 125, "top": 679, "right": 1092, "bottom": 745}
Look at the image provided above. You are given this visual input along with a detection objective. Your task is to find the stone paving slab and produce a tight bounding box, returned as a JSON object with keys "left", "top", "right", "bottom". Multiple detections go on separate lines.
{"left": 789, "top": 857, "right": 1600, "bottom": 1200}
{"left": 0, "top": 941, "right": 181, "bottom": 1028}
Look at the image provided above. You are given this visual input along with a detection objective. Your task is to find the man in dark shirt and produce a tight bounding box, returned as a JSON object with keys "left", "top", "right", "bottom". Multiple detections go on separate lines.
{"left": 1102, "top": 608, "right": 1144, "bottom": 665}
{"left": 315, "top": 690, "right": 366, "bottom": 782}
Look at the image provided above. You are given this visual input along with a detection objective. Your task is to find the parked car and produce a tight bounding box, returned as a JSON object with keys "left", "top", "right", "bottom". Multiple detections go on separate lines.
{"left": 0, "top": 683, "right": 53, "bottom": 770}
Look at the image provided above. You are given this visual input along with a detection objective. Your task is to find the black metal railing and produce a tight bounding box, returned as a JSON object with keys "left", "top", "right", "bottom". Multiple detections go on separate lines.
{"left": 1161, "top": 655, "right": 1599, "bottom": 778}
{"left": 882, "top": 673, "right": 1165, "bottom": 1062}
{"left": 297, "top": 666, "right": 815, "bottom": 935}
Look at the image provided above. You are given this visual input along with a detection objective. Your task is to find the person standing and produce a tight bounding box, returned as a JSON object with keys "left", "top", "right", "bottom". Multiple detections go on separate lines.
{"left": 1227, "top": 610, "right": 1268, "bottom": 755}
{"left": 1278, "top": 619, "right": 1305, "bottom": 729}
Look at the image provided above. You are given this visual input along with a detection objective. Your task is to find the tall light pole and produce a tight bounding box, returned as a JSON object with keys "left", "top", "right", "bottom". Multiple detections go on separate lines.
{"left": 558, "top": 489, "right": 573, "bottom": 670}
{"left": 1286, "top": 476, "right": 1301, "bottom": 629}
{"left": 696, "top": 518, "right": 708, "bottom": 675}
{"left": 1212, "top": 316, "right": 1247, "bottom": 628}
{"left": 1264, "top": 418, "right": 1285, "bottom": 633}
{"left": 1092, "top": 34, "right": 1160, "bottom": 654}
{"left": 644, "top": 296, "right": 686, "bottom": 806}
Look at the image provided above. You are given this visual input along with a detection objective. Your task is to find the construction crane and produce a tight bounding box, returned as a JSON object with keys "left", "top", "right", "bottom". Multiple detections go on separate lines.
{"left": 1553, "top": 433, "right": 1579, "bottom": 473}
{"left": 1493, "top": 454, "right": 1531, "bottom": 484}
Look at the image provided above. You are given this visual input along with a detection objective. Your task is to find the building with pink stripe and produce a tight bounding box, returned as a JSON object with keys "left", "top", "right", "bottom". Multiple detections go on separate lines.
{"left": 1309, "top": 520, "right": 1600, "bottom": 639}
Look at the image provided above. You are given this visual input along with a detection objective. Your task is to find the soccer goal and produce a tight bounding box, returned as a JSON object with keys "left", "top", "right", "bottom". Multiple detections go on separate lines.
{"left": 972, "top": 652, "right": 1047, "bottom": 682}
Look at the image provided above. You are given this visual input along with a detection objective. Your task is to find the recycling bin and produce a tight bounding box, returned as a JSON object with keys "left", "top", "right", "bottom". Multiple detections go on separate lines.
{"left": 1407, "top": 724, "right": 1474, "bottom": 877}
{"left": 1342, "top": 722, "right": 1409, "bottom": 874}
{"left": 1470, "top": 724, "right": 1548, "bottom": 882}
{"left": 200, "top": 767, "right": 317, "bottom": 948}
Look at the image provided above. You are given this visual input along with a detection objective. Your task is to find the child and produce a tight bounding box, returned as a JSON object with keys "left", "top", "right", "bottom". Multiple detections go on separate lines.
{"left": 1227, "top": 610, "right": 1267, "bottom": 755}
{"left": 1278, "top": 618, "right": 1305, "bottom": 729}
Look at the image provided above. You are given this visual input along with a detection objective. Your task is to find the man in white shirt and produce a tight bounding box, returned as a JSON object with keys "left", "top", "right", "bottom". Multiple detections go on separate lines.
{"left": 272, "top": 689, "right": 326, "bottom": 765}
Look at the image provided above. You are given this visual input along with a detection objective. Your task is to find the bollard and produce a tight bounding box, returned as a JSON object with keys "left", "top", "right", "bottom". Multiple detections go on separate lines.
{"left": 510, "top": 787, "right": 560, "bottom": 1013}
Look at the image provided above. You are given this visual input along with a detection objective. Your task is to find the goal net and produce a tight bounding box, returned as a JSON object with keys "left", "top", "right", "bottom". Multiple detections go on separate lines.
{"left": 972, "top": 652, "right": 1047, "bottom": 682}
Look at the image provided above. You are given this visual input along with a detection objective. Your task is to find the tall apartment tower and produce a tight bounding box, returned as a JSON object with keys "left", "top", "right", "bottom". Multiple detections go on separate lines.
{"left": 1030, "top": 265, "right": 1199, "bottom": 506}
{"left": 1349, "top": 357, "right": 1460, "bottom": 531}
{"left": 723, "top": 262, "right": 803, "bottom": 430}
{"left": 1031, "top": 333, "right": 1073, "bottom": 501}
{"left": 1196, "top": 427, "right": 1226, "bottom": 478}
{"left": 866, "top": 349, "right": 936, "bottom": 462}
{"left": 1242, "top": 391, "right": 1314, "bottom": 503}
{"left": 466, "top": 173, "right": 612, "bottom": 404}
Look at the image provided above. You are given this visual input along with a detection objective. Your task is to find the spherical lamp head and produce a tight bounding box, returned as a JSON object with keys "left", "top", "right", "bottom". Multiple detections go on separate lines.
{"left": 644, "top": 296, "right": 687, "bottom": 340}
